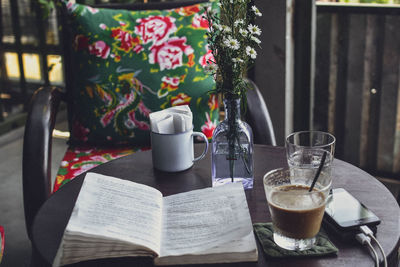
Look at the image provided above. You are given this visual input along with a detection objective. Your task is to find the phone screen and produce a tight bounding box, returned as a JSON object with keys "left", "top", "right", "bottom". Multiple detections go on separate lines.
{"left": 325, "top": 188, "right": 380, "bottom": 228}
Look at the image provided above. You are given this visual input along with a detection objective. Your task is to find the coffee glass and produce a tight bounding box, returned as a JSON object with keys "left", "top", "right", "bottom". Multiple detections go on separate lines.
{"left": 263, "top": 168, "right": 330, "bottom": 251}
{"left": 285, "top": 131, "right": 335, "bottom": 189}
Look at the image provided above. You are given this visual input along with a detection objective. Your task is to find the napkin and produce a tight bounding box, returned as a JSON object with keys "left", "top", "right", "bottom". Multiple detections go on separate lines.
{"left": 149, "top": 105, "right": 193, "bottom": 134}
{"left": 253, "top": 223, "right": 338, "bottom": 258}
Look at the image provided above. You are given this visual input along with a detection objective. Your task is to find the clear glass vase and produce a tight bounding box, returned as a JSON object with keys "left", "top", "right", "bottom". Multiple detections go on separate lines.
{"left": 211, "top": 98, "right": 254, "bottom": 189}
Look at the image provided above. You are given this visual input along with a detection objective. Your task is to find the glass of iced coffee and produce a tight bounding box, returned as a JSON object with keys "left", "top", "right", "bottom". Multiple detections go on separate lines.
{"left": 263, "top": 168, "right": 330, "bottom": 251}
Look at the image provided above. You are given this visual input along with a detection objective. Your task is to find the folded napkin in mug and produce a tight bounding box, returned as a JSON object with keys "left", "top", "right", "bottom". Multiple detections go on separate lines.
{"left": 253, "top": 223, "right": 338, "bottom": 258}
{"left": 149, "top": 105, "right": 193, "bottom": 134}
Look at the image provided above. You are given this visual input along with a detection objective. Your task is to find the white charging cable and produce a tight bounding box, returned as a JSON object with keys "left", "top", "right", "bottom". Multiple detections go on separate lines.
{"left": 356, "top": 233, "right": 379, "bottom": 266}
{"left": 358, "top": 225, "right": 387, "bottom": 267}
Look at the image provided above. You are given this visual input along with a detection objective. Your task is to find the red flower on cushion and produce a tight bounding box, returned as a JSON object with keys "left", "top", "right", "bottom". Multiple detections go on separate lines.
{"left": 158, "top": 75, "right": 186, "bottom": 98}
{"left": 74, "top": 34, "right": 89, "bottom": 51}
{"left": 199, "top": 48, "right": 215, "bottom": 67}
{"left": 162, "top": 76, "right": 181, "bottom": 89}
{"left": 208, "top": 94, "right": 218, "bottom": 111}
{"left": 135, "top": 16, "right": 177, "bottom": 47}
{"left": 175, "top": 4, "right": 201, "bottom": 16}
{"left": 88, "top": 41, "right": 110, "bottom": 59}
{"left": 149, "top": 37, "right": 194, "bottom": 71}
{"left": 111, "top": 28, "right": 142, "bottom": 53}
{"left": 171, "top": 93, "right": 191, "bottom": 106}
{"left": 86, "top": 6, "right": 99, "bottom": 14}
{"left": 0, "top": 225, "right": 3, "bottom": 263}
{"left": 192, "top": 13, "right": 209, "bottom": 29}
{"left": 72, "top": 120, "right": 89, "bottom": 142}
{"left": 127, "top": 109, "right": 150, "bottom": 131}
{"left": 201, "top": 112, "right": 218, "bottom": 139}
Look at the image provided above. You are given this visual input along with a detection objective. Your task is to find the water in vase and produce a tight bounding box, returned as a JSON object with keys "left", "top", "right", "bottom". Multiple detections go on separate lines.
{"left": 212, "top": 138, "right": 253, "bottom": 189}
{"left": 211, "top": 98, "right": 254, "bottom": 189}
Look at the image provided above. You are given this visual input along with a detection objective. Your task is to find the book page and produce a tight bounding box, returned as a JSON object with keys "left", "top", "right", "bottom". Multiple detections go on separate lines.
{"left": 159, "top": 183, "right": 256, "bottom": 258}
{"left": 65, "top": 173, "right": 163, "bottom": 254}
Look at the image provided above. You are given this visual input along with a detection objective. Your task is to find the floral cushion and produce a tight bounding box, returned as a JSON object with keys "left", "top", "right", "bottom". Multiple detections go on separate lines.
{"left": 63, "top": 1, "right": 219, "bottom": 146}
{"left": 53, "top": 146, "right": 147, "bottom": 192}
{"left": 0, "top": 225, "right": 3, "bottom": 263}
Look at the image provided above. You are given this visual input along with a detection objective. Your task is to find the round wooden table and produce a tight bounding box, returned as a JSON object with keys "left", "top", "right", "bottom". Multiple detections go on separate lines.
{"left": 32, "top": 145, "right": 400, "bottom": 266}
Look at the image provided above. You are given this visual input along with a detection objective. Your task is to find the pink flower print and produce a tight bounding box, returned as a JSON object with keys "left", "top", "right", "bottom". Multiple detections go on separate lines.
{"left": 192, "top": 13, "right": 209, "bottom": 29}
{"left": 88, "top": 155, "right": 108, "bottom": 163}
{"left": 158, "top": 76, "right": 181, "bottom": 98}
{"left": 88, "top": 41, "right": 110, "bottom": 59}
{"left": 99, "top": 23, "right": 107, "bottom": 30}
{"left": 135, "top": 16, "right": 177, "bottom": 47}
{"left": 149, "top": 37, "right": 194, "bottom": 71}
{"left": 162, "top": 76, "right": 181, "bottom": 87}
{"left": 134, "top": 45, "right": 144, "bottom": 54}
{"left": 111, "top": 28, "right": 141, "bottom": 53}
{"left": 100, "top": 109, "right": 117, "bottom": 127}
{"left": 175, "top": 5, "right": 201, "bottom": 16}
{"left": 66, "top": 2, "right": 77, "bottom": 12}
{"left": 170, "top": 93, "right": 191, "bottom": 106}
{"left": 208, "top": 94, "right": 218, "bottom": 111}
{"left": 72, "top": 120, "right": 89, "bottom": 142}
{"left": 138, "top": 101, "right": 151, "bottom": 117}
{"left": 199, "top": 48, "right": 215, "bottom": 67}
{"left": 86, "top": 6, "right": 99, "bottom": 14}
{"left": 127, "top": 109, "right": 150, "bottom": 130}
{"left": 100, "top": 91, "right": 137, "bottom": 127}
{"left": 201, "top": 112, "right": 218, "bottom": 139}
{"left": 74, "top": 35, "right": 89, "bottom": 51}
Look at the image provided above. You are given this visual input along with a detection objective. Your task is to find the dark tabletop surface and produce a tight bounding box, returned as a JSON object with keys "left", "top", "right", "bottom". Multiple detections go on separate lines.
{"left": 32, "top": 145, "right": 400, "bottom": 266}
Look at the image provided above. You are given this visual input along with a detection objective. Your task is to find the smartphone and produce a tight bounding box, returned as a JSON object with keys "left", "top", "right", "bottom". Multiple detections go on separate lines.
{"left": 324, "top": 188, "right": 381, "bottom": 231}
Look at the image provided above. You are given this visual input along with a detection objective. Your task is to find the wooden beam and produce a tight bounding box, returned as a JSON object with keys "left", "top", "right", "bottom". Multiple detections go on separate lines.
{"left": 293, "top": 0, "right": 316, "bottom": 132}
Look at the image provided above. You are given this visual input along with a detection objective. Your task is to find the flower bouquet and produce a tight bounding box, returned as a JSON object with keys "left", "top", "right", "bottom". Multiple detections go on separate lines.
{"left": 204, "top": 0, "right": 262, "bottom": 189}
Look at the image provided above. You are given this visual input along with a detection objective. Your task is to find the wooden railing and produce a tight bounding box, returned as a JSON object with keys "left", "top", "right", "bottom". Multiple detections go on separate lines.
{"left": 314, "top": 2, "right": 400, "bottom": 179}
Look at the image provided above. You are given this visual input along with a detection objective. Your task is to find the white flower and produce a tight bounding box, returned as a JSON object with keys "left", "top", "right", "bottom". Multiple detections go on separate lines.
{"left": 221, "top": 25, "right": 232, "bottom": 33}
{"left": 213, "top": 24, "right": 222, "bottom": 31}
{"left": 234, "top": 19, "right": 244, "bottom": 27}
{"left": 251, "top": 35, "right": 261, "bottom": 44}
{"left": 246, "top": 46, "right": 257, "bottom": 59}
{"left": 209, "top": 9, "right": 218, "bottom": 16}
{"left": 252, "top": 5, "right": 262, "bottom": 17}
{"left": 224, "top": 37, "right": 240, "bottom": 50}
{"left": 232, "top": 58, "right": 244, "bottom": 63}
{"left": 239, "top": 28, "right": 248, "bottom": 37}
{"left": 248, "top": 24, "right": 262, "bottom": 36}
{"left": 205, "top": 63, "right": 218, "bottom": 73}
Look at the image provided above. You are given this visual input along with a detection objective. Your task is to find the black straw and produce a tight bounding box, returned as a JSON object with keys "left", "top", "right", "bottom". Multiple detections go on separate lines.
{"left": 309, "top": 151, "right": 327, "bottom": 192}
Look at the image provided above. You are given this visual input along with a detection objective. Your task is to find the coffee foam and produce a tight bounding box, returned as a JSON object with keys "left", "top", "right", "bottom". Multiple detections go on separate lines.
{"left": 270, "top": 185, "right": 325, "bottom": 210}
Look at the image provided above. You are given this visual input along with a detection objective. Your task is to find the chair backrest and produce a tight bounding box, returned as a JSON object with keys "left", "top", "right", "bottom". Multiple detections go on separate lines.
{"left": 245, "top": 80, "right": 277, "bottom": 146}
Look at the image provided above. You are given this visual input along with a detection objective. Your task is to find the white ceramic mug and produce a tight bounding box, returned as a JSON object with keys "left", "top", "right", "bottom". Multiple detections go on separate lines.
{"left": 151, "top": 127, "right": 209, "bottom": 172}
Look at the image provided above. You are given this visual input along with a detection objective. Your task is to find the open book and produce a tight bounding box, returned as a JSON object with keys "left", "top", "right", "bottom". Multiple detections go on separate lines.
{"left": 53, "top": 172, "right": 258, "bottom": 266}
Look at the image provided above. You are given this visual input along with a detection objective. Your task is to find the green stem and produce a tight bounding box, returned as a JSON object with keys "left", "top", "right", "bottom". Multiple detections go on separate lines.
{"left": 226, "top": 97, "right": 239, "bottom": 182}
{"left": 236, "top": 135, "right": 251, "bottom": 175}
